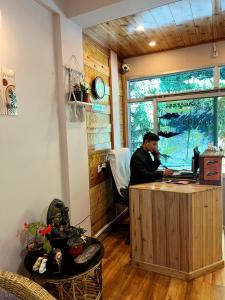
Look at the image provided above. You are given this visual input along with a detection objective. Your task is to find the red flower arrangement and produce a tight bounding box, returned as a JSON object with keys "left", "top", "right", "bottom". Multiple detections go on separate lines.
{"left": 24, "top": 222, "right": 52, "bottom": 253}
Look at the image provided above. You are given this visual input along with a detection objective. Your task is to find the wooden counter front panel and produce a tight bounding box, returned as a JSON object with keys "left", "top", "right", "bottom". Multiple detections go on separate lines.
{"left": 130, "top": 187, "right": 222, "bottom": 273}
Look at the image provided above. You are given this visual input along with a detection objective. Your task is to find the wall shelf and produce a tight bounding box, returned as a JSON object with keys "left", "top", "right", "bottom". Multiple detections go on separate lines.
{"left": 67, "top": 101, "right": 93, "bottom": 107}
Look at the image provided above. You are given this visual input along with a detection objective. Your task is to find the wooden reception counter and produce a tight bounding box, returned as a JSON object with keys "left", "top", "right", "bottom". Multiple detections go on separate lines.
{"left": 129, "top": 182, "right": 224, "bottom": 280}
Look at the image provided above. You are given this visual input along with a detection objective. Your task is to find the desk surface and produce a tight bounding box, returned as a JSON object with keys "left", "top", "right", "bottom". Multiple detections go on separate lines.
{"left": 129, "top": 182, "right": 221, "bottom": 194}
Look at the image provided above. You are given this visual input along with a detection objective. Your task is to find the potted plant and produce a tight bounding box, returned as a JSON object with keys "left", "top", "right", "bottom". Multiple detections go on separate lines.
{"left": 80, "top": 83, "right": 90, "bottom": 103}
{"left": 24, "top": 222, "right": 52, "bottom": 254}
{"left": 71, "top": 83, "right": 83, "bottom": 102}
{"left": 67, "top": 227, "right": 86, "bottom": 258}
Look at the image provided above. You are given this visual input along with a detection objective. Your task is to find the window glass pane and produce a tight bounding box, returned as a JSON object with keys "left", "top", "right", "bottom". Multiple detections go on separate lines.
{"left": 218, "top": 97, "right": 225, "bottom": 172}
{"left": 157, "top": 98, "right": 215, "bottom": 170}
{"left": 129, "top": 68, "right": 214, "bottom": 99}
{"left": 218, "top": 96, "right": 225, "bottom": 147}
{"left": 219, "top": 66, "right": 225, "bottom": 88}
{"left": 129, "top": 101, "right": 153, "bottom": 154}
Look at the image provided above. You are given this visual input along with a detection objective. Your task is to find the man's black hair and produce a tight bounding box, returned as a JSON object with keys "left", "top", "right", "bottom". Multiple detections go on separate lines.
{"left": 143, "top": 132, "right": 160, "bottom": 143}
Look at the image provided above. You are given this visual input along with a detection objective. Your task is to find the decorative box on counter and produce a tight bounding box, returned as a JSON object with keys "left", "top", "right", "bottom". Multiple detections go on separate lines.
{"left": 199, "top": 149, "right": 224, "bottom": 185}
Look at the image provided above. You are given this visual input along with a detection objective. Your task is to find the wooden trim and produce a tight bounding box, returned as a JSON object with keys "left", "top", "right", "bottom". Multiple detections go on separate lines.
{"left": 94, "top": 207, "right": 128, "bottom": 241}
{"left": 127, "top": 88, "right": 225, "bottom": 103}
{"left": 109, "top": 50, "right": 114, "bottom": 149}
{"left": 121, "top": 73, "right": 128, "bottom": 147}
{"left": 132, "top": 259, "right": 224, "bottom": 281}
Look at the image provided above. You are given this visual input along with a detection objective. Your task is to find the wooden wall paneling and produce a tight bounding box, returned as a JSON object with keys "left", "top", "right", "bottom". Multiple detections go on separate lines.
{"left": 150, "top": 5, "right": 185, "bottom": 48}
{"left": 84, "top": 0, "right": 225, "bottom": 58}
{"left": 190, "top": 0, "right": 213, "bottom": 43}
{"left": 212, "top": 188, "right": 222, "bottom": 262}
{"left": 90, "top": 179, "right": 115, "bottom": 234}
{"left": 130, "top": 189, "right": 141, "bottom": 260}
{"left": 169, "top": 0, "right": 199, "bottom": 45}
{"left": 179, "top": 193, "right": 191, "bottom": 272}
{"left": 213, "top": 0, "right": 225, "bottom": 40}
{"left": 84, "top": 36, "right": 115, "bottom": 235}
{"left": 139, "top": 190, "right": 153, "bottom": 264}
{"left": 191, "top": 191, "right": 204, "bottom": 270}
{"left": 130, "top": 183, "right": 223, "bottom": 280}
{"left": 152, "top": 191, "right": 167, "bottom": 266}
{"left": 88, "top": 150, "right": 110, "bottom": 188}
{"left": 109, "top": 50, "right": 114, "bottom": 149}
{"left": 165, "top": 192, "right": 180, "bottom": 270}
{"left": 202, "top": 189, "right": 213, "bottom": 267}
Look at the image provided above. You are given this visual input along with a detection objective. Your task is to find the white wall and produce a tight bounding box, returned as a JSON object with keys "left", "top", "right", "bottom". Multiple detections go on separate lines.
{"left": 0, "top": 0, "right": 61, "bottom": 272}
{"left": 60, "top": 17, "right": 91, "bottom": 232}
{"left": 0, "top": 0, "right": 90, "bottom": 272}
{"left": 124, "top": 41, "right": 225, "bottom": 79}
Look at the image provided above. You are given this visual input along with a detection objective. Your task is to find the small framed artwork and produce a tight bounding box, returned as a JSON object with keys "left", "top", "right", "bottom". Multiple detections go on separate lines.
{"left": 0, "top": 68, "right": 18, "bottom": 116}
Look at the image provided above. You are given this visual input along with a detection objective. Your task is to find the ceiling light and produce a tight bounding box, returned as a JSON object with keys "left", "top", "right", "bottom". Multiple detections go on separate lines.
{"left": 136, "top": 25, "right": 144, "bottom": 32}
{"left": 149, "top": 41, "right": 156, "bottom": 47}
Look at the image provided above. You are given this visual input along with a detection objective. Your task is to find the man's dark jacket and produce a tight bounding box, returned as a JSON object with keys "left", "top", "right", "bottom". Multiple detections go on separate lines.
{"left": 129, "top": 146, "right": 163, "bottom": 185}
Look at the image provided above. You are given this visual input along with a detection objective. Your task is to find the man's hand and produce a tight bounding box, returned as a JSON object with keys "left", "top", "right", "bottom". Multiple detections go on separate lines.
{"left": 163, "top": 169, "right": 173, "bottom": 177}
{"left": 153, "top": 150, "right": 160, "bottom": 159}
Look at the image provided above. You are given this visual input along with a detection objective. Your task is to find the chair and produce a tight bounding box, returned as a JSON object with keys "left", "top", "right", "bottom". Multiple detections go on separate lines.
{"left": 0, "top": 270, "right": 55, "bottom": 300}
{"left": 108, "top": 148, "right": 130, "bottom": 203}
{"left": 109, "top": 148, "right": 130, "bottom": 243}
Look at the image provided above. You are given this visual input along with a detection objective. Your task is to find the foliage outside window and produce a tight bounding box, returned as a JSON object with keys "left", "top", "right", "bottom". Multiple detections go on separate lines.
{"left": 129, "top": 68, "right": 214, "bottom": 99}
{"left": 129, "top": 101, "right": 153, "bottom": 154}
{"left": 219, "top": 66, "right": 225, "bottom": 88}
{"left": 218, "top": 97, "right": 225, "bottom": 173}
{"left": 157, "top": 98, "right": 215, "bottom": 170}
{"left": 218, "top": 97, "right": 225, "bottom": 147}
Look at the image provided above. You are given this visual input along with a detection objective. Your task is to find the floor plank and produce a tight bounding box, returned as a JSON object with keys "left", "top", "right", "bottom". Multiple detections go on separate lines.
{"left": 102, "top": 230, "right": 225, "bottom": 300}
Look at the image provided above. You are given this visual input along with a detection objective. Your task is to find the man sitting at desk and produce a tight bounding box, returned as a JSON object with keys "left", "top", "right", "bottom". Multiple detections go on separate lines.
{"left": 130, "top": 132, "right": 173, "bottom": 185}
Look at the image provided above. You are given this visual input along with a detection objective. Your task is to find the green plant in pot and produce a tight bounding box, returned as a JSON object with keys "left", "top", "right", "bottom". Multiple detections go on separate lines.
{"left": 80, "top": 83, "right": 90, "bottom": 103}
{"left": 67, "top": 227, "right": 86, "bottom": 258}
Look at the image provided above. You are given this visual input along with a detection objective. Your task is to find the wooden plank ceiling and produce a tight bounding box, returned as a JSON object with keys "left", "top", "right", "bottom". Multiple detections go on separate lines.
{"left": 84, "top": 0, "right": 225, "bottom": 58}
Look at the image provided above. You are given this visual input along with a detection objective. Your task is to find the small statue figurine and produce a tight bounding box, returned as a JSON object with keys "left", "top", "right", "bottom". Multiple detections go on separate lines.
{"left": 33, "top": 257, "right": 43, "bottom": 272}
{"left": 39, "top": 254, "right": 48, "bottom": 274}
{"left": 47, "top": 199, "right": 71, "bottom": 239}
{"left": 52, "top": 248, "right": 62, "bottom": 273}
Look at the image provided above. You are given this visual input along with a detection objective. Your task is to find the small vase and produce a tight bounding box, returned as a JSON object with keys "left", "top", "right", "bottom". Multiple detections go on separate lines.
{"left": 67, "top": 238, "right": 84, "bottom": 258}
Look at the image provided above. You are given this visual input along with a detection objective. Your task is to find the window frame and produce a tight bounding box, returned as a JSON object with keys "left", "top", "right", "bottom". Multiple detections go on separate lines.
{"left": 126, "top": 66, "right": 225, "bottom": 172}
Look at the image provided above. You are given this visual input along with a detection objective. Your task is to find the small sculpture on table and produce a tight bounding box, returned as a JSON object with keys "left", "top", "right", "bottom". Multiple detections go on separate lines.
{"left": 52, "top": 248, "right": 62, "bottom": 274}
{"left": 47, "top": 199, "right": 71, "bottom": 239}
{"left": 47, "top": 199, "right": 86, "bottom": 252}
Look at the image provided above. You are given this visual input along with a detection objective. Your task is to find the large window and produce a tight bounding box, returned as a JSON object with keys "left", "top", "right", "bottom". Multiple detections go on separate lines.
{"left": 129, "top": 68, "right": 214, "bottom": 99}
{"left": 128, "top": 67, "right": 225, "bottom": 170}
{"left": 158, "top": 98, "right": 215, "bottom": 169}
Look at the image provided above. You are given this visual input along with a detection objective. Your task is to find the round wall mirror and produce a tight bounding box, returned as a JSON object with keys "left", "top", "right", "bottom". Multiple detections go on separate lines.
{"left": 93, "top": 77, "right": 105, "bottom": 99}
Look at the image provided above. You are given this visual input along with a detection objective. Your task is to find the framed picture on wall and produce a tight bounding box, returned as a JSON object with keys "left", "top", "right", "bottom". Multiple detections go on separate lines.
{"left": 0, "top": 68, "right": 17, "bottom": 116}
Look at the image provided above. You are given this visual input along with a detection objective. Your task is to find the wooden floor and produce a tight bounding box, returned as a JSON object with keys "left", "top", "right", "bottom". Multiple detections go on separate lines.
{"left": 102, "top": 229, "right": 225, "bottom": 300}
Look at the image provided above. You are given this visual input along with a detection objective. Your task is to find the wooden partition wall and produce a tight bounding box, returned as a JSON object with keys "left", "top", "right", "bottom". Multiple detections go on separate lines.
{"left": 83, "top": 36, "right": 125, "bottom": 235}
